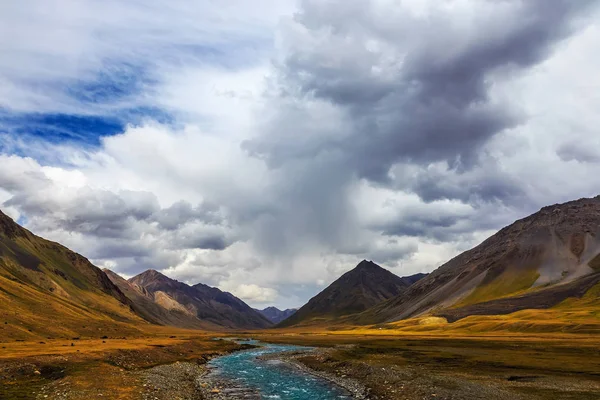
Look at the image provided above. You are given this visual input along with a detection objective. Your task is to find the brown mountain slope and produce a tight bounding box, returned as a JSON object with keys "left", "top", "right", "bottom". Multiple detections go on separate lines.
{"left": 103, "top": 269, "right": 217, "bottom": 330}
{"left": 279, "top": 260, "right": 426, "bottom": 327}
{"left": 129, "top": 270, "right": 272, "bottom": 329}
{"left": 0, "top": 210, "right": 147, "bottom": 340}
{"left": 355, "top": 196, "right": 600, "bottom": 324}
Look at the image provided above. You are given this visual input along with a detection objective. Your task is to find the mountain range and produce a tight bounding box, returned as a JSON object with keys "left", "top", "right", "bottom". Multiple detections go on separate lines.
{"left": 0, "top": 209, "right": 270, "bottom": 339}
{"left": 352, "top": 196, "right": 600, "bottom": 325}
{"left": 1, "top": 195, "right": 600, "bottom": 337}
{"left": 254, "top": 307, "right": 297, "bottom": 324}
{"left": 127, "top": 269, "right": 271, "bottom": 329}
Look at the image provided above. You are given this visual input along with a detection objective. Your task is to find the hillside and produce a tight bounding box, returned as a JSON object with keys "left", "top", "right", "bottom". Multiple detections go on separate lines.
{"left": 104, "top": 269, "right": 216, "bottom": 330}
{"left": 129, "top": 270, "right": 272, "bottom": 329}
{"left": 255, "top": 307, "right": 297, "bottom": 324}
{"left": 356, "top": 196, "right": 600, "bottom": 324}
{"left": 0, "top": 210, "right": 147, "bottom": 340}
{"left": 279, "top": 260, "right": 425, "bottom": 327}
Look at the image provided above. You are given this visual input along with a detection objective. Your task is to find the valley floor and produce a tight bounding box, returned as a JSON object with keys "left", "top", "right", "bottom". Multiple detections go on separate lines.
{"left": 1, "top": 331, "right": 600, "bottom": 400}
{"left": 258, "top": 333, "right": 600, "bottom": 400}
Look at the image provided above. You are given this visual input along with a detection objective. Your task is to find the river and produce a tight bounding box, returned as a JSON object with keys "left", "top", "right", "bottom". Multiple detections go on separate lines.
{"left": 208, "top": 340, "right": 352, "bottom": 399}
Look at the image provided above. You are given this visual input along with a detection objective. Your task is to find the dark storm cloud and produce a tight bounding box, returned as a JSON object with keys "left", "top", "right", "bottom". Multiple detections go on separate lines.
{"left": 378, "top": 210, "right": 485, "bottom": 243}
{"left": 5, "top": 189, "right": 160, "bottom": 239}
{"left": 250, "top": 0, "right": 594, "bottom": 181}
{"left": 242, "top": 0, "right": 595, "bottom": 256}
{"left": 389, "top": 161, "right": 527, "bottom": 205}
{"left": 171, "top": 233, "right": 230, "bottom": 251}
{"left": 364, "top": 0, "right": 596, "bottom": 180}
{"left": 89, "top": 241, "right": 153, "bottom": 259}
{"left": 151, "top": 200, "right": 224, "bottom": 230}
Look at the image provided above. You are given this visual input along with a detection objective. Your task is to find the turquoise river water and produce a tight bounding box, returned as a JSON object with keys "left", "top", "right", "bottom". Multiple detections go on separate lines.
{"left": 209, "top": 340, "right": 351, "bottom": 399}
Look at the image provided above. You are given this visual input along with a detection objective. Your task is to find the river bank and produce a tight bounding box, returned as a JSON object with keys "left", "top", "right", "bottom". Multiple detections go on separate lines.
{"left": 3, "top": 333, "right": 600, "bottom": 399}
{"left": 257, "top": 333, "right": 600, "bottom": 400}
{"left": 138, "top": 344, "right": 363, "bottom": 400}
{"left": 0, "top": 335, "right": 246, "bottom": 400}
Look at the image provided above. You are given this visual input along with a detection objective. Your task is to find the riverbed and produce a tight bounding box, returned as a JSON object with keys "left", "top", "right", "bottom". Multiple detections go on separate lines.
{"left": 206, "top": 340, "right": 352, "bottom": 399}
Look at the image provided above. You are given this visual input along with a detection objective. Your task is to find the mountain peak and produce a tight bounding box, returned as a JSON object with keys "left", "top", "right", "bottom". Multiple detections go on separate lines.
{"left": 129, "top": 269, "right": 272, "bottom": 329}
{"left": 353, "top": 260, "right": 383, "bottom": 273}
{"left": 130, "top": 269, "right": 168, "bottom": 282}
{"left": 355, "top": 259, "right": 377, "bottom": 268}
{"left": 279, "top": 260, "right": 425, "bottom": 327}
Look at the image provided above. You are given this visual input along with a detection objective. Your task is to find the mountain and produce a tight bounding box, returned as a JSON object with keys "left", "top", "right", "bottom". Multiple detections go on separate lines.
{"left": 357, "top": 196, "right": 600, "bottom": 324}
{"left": 255, "top": 307, "right": 297, "bottom": 324}
{"left": 0, "top": 210, "right": 146, "bottom": 339}
{"left": 103, "top": 269, "right": 214, "bottom": 330}
{"left": 279, "top": 260, "right": 426, "bottom": 327}
{"left": 129, "top": 270, "right": 272, "bottom": 329}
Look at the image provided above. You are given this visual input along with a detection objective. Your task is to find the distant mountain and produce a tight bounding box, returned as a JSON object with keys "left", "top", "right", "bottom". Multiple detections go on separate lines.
{"left": 356, "top": 196, "right": 600, "bottom": 324}
{"left": 0, "top": 209, "right": 145, "bottom": 339}
{"left": 104, "top": 269, "right": 215, "bottom": 330}
{"left": 129, "top": 270, "right": 272, "bottom": 329}
{"left": 279, "top": 260, "right": 426, "bottom": 327}
{"left": 255, "top": 307, "right": 297, "bottom": 324}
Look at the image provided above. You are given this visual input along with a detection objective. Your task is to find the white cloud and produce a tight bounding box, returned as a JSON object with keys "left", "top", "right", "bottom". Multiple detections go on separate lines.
{"left": 1, "top": 0, "right": 600, "bottom": 309}
{"left": 223, "top": 283, "right": 279, "bottom": 304}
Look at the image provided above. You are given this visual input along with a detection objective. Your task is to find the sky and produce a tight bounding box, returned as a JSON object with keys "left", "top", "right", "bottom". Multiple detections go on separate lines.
{"left": 1, "top": 0, "right": 600, "bottom": 309}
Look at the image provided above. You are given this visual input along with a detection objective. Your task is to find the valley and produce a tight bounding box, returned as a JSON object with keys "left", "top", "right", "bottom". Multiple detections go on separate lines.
{"left": 1, "top": 196, "right": 600, "bottom": 399}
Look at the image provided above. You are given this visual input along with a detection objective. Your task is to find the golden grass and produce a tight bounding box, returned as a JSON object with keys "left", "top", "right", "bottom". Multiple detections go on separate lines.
{"left": 453, "top": 266, "right": 540, "bottom": 307}
{"left": 0, "top": 274, "right": 149, "bottom": 341}
{"left": 262, "top": 282, "right": 600, "bottom": 338}
{"left": 0, "top": 332, "right": 244, "bottom": 400}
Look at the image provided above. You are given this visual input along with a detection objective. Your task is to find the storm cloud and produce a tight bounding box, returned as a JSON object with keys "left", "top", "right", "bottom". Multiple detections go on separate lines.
{"left": 243, "top": 0, "right": 597, "bottom": 255}
{"left": 1, "top": 0, "right": 600, "bottom": 308}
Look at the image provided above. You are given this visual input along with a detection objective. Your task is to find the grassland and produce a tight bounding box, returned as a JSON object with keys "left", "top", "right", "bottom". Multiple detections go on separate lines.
{"left": 1, "top": 284, "right": 599, "bottom": 399}
{"left": 453, "top": 266, "right": 540, "bottom": 308}
{"left": 0, "top": 330, "right": 246, "bottom": 400}
{"left": 253, "top": 332, "right": 600, "bottom": 400}
{"left": 2, "top": 320, "right": 600, "bottom": 399}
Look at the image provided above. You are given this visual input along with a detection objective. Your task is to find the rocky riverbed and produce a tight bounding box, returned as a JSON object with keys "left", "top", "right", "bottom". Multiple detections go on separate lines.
{"left": 139, "top": 346, "right": 366, "bottom": 400}
{"left": 258, "top": 350, "right": 369, "bottom": 399}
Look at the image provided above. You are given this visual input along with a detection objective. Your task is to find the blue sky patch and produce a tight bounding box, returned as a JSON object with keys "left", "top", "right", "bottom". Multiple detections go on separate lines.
{"left": 0, "top": 111, "right": 124, "bottom": 147}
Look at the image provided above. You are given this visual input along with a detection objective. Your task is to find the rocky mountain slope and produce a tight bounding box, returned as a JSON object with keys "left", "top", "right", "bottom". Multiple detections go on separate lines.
{"left": 279, "top": 260, "right": 426, "bottom": 327}
{"left": 255, "top": 307, "right": 297, "bottom": 324}
{"left": 129, "top": 270, "right": 272, "bottom": 329}
{"left": 0, "top": 210, "right": 146, "bottom": 339}
{"left": 103, "top": 269, "right": 215, "bottom": 330}
{"left": 356, "top": 196, "right": 600, "bottom": 324}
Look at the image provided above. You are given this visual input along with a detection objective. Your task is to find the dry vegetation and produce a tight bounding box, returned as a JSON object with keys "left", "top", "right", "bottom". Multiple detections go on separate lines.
{"left": 2, "top": 302, "right": 600, "bottom": 400}
{"left": 0, "top": 331, "right": 245, "bottom": 399}
{"left": 255, "top": 333, "right": 600, "bottom": 400}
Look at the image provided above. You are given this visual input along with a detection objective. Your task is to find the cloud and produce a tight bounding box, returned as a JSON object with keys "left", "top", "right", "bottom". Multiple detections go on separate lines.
{"left": 249, "top": 0, "right": 595, "bottom": 179}
{"left": 224, "top": 283, "right": 279, "bottom": 304}
{"left": 242, "top": 0, "right": 597, "bottom": 257}
{"left": 1, "top": 0, "right": 600, "bottom": 309}
{"left": 557, "top": 143, "right": 600, "bottom": 163}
